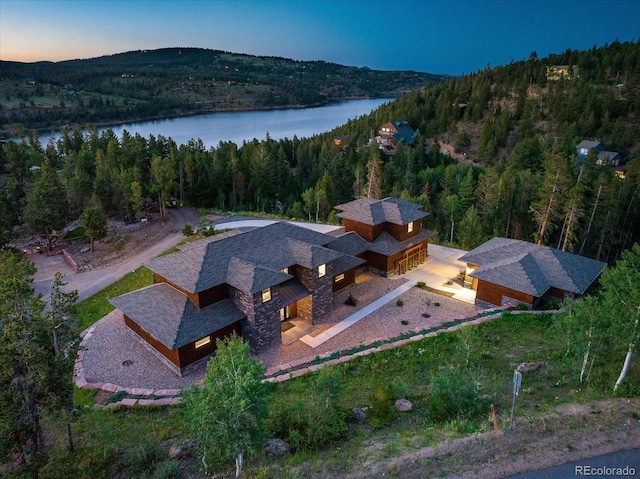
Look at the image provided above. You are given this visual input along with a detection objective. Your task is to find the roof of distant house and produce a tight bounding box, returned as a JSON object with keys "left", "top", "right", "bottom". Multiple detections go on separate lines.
{"left": 576, "top": 140, "right": 604, "bottom": 151}
{"left": 334, "top": 197, "right": 428, "bottom": 226}
{"left": 458, "top": 237, "right": 606, "bottom": 297}
{"left": 390, "top": 121, "right": 415, "bottom": 144}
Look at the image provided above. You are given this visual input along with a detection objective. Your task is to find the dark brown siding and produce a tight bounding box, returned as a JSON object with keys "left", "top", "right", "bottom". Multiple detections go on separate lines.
{"left": 333, "top": 268, "right": 356, "bottom": 292}
{"left": 124, "top": 315, "right": 181, "bottom": 367}
{"left": 177, "top": 321, "right": 242, "bottom": 367}
{"left": 547, "top": 287, "right": 568, "bottom": 299}
{"left": 475, "top": 280, "right": 536, "bottom": 307}
{"left": 367, "top": 251, "right": 390, "bottom": 273}
{"left": 198, "top": 284, "right": 229, "bottom": 308}
{"left": 342, "top": 219, "right": 383, "bottom": 242}
{"left": 385, "top": 221, "right": 419, "bottom": 242}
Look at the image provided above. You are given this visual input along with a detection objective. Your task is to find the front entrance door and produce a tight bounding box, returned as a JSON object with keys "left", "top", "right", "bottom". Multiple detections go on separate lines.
{"left": 279, "top": 305, "right": 291, "bottom": 321}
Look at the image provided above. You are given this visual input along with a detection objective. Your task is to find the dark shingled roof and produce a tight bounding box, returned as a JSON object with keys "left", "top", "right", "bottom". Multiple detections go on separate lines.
{"left": 458, "top": 237, "right": 606, "bottom": 296}
{"left": 109, "top": 283, "right": 245, "bottom": 349}
{"left": 327, "top": 232, "right": 371, "bottom": 256}
{"left": 369, "top": 229, "right": 436, "bottom": 256}
{"left": 334, "top": 197, "right": 428, "bottom": 226}
{"left": 146, "top": 221, "right": 362, "bottom": 294}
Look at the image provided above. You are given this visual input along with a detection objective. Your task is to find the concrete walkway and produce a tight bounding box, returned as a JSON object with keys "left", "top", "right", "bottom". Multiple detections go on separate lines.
{"left": 298, "top": 243, "right": 475, "bottom": 348}
{"left": 299, "top": 281, "right": 414, "bottom": 348}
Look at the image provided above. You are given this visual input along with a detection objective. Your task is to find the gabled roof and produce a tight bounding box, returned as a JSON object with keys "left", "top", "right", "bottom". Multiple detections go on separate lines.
{"left": 146, "top": 221, "right": 362, "bottom": 294}
{"left": 576, "top": 140, "right": 604, "bottom": 151}
{"left": 458, "top": 237, "right": 606, "bottom": 296}
{"left": 598, "top": 150, "right": 621, "bottom": 163}
{"left": 226, "top": 257, "right": 292, "bottom": 295}
{"left": 327, "top": 231, "right": 371, "bottom": 256}
{"left": 335, "top": 197, "right": 428, "bottom": 226}
{"left": 109, "top": 283, "right": 245, "bottom": 349}
{"left": 389, "top": 121, "right": 415, "bottom": 144}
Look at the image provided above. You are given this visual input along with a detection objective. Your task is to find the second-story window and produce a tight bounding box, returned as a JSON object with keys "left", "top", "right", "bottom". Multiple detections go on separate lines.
{"left": 408, "top": 221, "right": 414, "bottom": 233}
{"left": 318, "top": 264, "right": 326, "bottom": 277}
{"left": 261, "top": 287, "right": 271, "bottom": 303}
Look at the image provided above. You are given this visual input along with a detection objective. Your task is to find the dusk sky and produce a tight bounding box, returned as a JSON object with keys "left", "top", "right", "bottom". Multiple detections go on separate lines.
{"left": 1, "top": 0, "right": 638, "bottom": 75}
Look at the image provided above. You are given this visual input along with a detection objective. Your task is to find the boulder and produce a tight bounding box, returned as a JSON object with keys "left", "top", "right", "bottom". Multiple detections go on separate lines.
{"left": 353, "top": 407, "right": 366, "bottom": 421}
{"left": 517, "top": 362, "right": 541, "bottom": 373}
{"left": 265, "top": 438, "right": 290, "bottom": 455}
{"left": 168, "top": 444, "right": 185, "bottom": 458}
{"left": 394, "top": 399, "right": 413, "bottom": 412}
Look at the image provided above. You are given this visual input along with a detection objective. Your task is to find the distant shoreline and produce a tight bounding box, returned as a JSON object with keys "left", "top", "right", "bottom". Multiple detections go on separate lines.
{"left": 2, "top": 95, "right": 392, "bottom": 138}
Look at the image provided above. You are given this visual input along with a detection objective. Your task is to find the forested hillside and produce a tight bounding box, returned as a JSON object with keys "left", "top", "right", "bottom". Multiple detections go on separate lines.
{"left": 1, "top": 40, "right": 639, "bottom": 264}
{"left": 0, "top": 47, "right": 444, "bottom": 132}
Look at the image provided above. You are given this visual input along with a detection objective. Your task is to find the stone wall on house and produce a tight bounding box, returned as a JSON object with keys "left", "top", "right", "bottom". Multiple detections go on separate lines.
{"left": 229, "top": 286, "right": 281, "bottom": 353}
{"left": 295, "top": 265, "right": 333, "bottom": 325}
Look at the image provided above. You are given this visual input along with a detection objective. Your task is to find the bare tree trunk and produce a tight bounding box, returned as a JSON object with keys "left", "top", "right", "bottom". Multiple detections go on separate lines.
{"left": 235, "top": 452, "right": 243, "bottom": 478}
{"left": 613, "top": 312, "right": 639, "bottom": 391}
{"left": 579, "top": 183, "right": 603, "bottom": 255}
{"left": 66, "top": 421, "right": 74, "bottom": 452}
{"left": 537, "top": 171, "right": 559, "bottom": 245}
{"left": 580, "top": 341, "right": 591, "bottom": 384}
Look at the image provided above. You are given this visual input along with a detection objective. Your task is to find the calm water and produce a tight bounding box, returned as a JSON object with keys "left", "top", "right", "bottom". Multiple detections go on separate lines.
{"left": 39, "top": 98, "right": 390, "bottom": 149}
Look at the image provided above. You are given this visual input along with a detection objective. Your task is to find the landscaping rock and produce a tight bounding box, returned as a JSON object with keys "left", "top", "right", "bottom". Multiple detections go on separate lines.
{"left": 353, "top": 407, "right": 366, "bottom": 420}
{"left": 168, "top": 444, "right": 185, "bottom": 458}
{"left": 517, "top": 362, "right": 541, "bottom": 372}
{"left": 394, "top": 398, "right": 413, "bottom": 412}
{"left": 265, "top": 438, "right": 290, "bottom": 455}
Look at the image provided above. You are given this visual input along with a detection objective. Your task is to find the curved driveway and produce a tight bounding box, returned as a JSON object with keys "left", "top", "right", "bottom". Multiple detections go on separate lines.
{"left": 33, "top": 207, "right": 200, "bottom": 302}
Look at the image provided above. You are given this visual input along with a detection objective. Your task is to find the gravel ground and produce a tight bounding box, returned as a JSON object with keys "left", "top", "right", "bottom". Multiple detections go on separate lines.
{"left": 80, "top": 272, "right": 479, "bottom": 390}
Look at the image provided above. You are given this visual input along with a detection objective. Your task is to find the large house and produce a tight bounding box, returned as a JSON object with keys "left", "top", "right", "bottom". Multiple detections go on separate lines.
{"left": 110, "top": 197, "right": 433, "bottom": 375}
{"left": 459, "top": 238, "right": 606, "bottom": 308}
{"left": 376, "top": 121, "right": 416, "bottom": 153}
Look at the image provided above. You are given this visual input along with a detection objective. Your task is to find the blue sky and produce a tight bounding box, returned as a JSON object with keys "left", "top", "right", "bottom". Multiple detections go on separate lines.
{"left": 1, "top": 0, "right": 638, "bottom": 74}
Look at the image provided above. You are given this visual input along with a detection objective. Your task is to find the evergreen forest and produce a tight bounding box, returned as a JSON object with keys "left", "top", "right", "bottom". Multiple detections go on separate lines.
{"left": 1, "top": 40, "right": 640, "bottom": 264}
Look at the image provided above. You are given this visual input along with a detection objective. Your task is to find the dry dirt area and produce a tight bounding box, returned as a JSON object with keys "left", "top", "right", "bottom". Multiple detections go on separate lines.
{"left": 343, "top": 398, "right": 640, "bottom": 479}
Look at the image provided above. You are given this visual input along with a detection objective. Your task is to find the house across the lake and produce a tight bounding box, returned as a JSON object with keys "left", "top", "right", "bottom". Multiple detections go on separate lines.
{"left": 376, "top": 121, "right": 416, "bottom": 154}
{"left": 110, "top": 197, "right": 434, "bottom": 375}
{"left": 459, "top": 237, "right": 606, "bottom": 309}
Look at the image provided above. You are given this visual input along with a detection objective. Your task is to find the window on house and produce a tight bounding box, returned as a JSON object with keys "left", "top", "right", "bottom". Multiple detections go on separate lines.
{"left": 318, "top": 264, "right": 326, "bottom": 277}
{"left": 334, "top": 273, "right": 345, "bottom": 283}
{"left": 195, "top": 336, "right": 211, "bottom": 349}
{"left": 262, "top": 287, "right": 271, "bottom": 303}
{"left": 281, "top": 267, "right": 289, "bottom": 274}
{"left": 408, "top": 221, "right": 414, "bottom": 233}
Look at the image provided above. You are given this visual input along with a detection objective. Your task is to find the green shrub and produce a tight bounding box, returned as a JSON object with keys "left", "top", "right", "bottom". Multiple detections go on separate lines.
{"left": 267, "top": 369, "right": 348, "bottom": 451}
{"left": 153, "top": 459, "right": 181, "bottom": 479}
{"left": 368, "top": 384, "right": 396, "bottom": 429}
{"left": 182, "top": 223, "right": 193, "bottom": 236}
{"left": 401, "top": 319, "right": 409, "bottom": 325}
{"left": 344, "top": 293, "right": 358, "bottom": 306}
{"left": 396, "top": 299, "right": 404, "bottom": 307}
{"left": 416, "top": 281, "right": 426, "bottom": 288}
{"left": 427, "top": 365, "right": 486, "bottom": 423}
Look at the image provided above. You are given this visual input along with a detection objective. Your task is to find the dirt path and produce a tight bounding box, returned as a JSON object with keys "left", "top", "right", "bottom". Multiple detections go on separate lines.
{"left": 32, "top": 207, "right": 202, "bottom": 302}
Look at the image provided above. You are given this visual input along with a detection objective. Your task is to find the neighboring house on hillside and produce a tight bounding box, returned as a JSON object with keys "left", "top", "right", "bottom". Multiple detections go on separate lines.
{"left": 110, "top": 197, "right": 434, "bottom": 375}
{"left": 458, "top": 237, "right": 606, "bottom": 308}
{"left": 546, "top": 65, "right": 579, "bottom": 81}
{"left": 376, "top": 121, "right": 416, "bottom": 154}
{"left": 576, "top": 140, "right": 623, "bottom": 167}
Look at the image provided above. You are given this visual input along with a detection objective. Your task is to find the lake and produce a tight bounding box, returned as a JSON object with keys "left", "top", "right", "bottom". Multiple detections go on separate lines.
{"left": 39, "top": 98, "right": 391, "bottom": 149}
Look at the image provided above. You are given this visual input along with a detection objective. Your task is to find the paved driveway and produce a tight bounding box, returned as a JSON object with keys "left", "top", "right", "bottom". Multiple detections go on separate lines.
{"left": 215, "top": 218, "right": 342, "bottom": 234}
